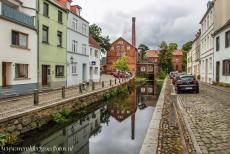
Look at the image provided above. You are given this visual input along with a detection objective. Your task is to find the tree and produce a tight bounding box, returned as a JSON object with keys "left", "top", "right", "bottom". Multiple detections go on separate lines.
{"left": 158, "top": 41, "right": 173, "bottom": 74}
{"left": 169, "top": 43, "right": 178, "bottom": 50}
{"left": 138, "top": 44, "right": 149, "bottom": 62}
{"left": 89, "top": 24, "right": 111, "bottom": 53}
{"left": 182, "top": 41, "right": 192, "bottom": 71}
{"left": 112, "top": 56, "right": 129, "bottom": 72}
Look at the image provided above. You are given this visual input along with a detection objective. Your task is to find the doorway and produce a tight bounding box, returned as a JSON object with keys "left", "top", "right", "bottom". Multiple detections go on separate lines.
{"left": 42, "top": 65, "right": 50, "bottom": 86}
{"left": 216, "top": 61, "right": 220, "bottom": 83}
{"left": 82, "top": 64, "right": 86, "bottom": 82}
{"left": 90, "top": 67, "right": 93, "bottom": 81}
{"left": 205, "top": 59, "right": 208, "bottom": 82}
{"left": 2, "top": 62, "right": 7, "bottom": 87}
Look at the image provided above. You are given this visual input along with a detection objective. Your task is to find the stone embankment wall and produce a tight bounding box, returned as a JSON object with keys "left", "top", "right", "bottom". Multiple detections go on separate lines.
{"left": 0, "top": 79, "right": 133, "bottom": 140}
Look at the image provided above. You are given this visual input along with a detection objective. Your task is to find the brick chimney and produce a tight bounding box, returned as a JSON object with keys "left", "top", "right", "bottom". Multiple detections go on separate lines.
{"left": 132, "top": 17, "right": 136, "bottom": 47}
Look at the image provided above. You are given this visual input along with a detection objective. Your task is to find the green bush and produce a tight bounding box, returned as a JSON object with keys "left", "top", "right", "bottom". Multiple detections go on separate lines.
{"left": 51, "top": 112, "right": 67, "bottom": 123}
{"left": 61, "top": 107, "right": 71, "bottom": 117}
{"left": 157, "top": 70, "right": 166, "bottom": 80}
{"left": 0, "top": 133, "right": 7, "bottom": 147}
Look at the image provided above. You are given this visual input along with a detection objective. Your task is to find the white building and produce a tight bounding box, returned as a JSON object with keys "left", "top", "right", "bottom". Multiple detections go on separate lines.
{"left": 0, "top": 0, "right": 37, "bottom": 97}
{"left": 67, "top": 4, "right": 90, "bottom": 86}
{"left": 213, "top": 0, "right": 230, "bottom": 84}
{"left": 187, "top": 50, "right": 192, "bottom": 75}
{"left": 89, "top": 36, "right": 101, "bottom": 82}
{"left": 200, "top": 1, "right": 214, "bottom": 84}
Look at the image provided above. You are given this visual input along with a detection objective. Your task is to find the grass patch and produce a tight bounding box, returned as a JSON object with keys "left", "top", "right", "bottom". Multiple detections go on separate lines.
{"left": 51, "top": 107, "right": 72, "bottom": 123}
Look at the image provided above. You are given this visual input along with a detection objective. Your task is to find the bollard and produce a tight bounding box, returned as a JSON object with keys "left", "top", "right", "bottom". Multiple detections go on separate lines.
{"left": 34, "top": 89, "right": 39, "bottom": 106}
{"left": 102, "top": 81, "right": 104, "bottom": 88}
{"left": 92, "top": 82, "right": 95, "bottom": 90}
{"left": 115, "top": 78, "right": 117, "bottom": 84}
{"left": 110, "top": 79, "right": 112, "bottom": 86}
{"left": 62, "top": 86, "right": 65, "bottom": 98}
{"left": 79, "top": 84, "right": 82, "bottom": 93}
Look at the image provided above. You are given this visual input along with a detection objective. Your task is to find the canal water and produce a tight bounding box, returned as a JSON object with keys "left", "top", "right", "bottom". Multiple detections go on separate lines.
{"left": 15, "top": 82, "right": 162, "bottom": 154}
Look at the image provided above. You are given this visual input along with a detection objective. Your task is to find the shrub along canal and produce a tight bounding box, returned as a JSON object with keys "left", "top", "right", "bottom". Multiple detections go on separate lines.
{"left": 7, "top": 81, "right": 162, "bottom": 154}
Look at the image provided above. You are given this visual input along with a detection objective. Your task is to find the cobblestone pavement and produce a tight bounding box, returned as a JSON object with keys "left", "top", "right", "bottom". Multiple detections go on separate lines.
{"left": 157, "top": 79, "right": 185, "bottom": 154}
{"left": 178, "top": 83, "right": 230, "bottom": 154}
{"left": 0, "top": 75, "right": 125, "bottom": 119}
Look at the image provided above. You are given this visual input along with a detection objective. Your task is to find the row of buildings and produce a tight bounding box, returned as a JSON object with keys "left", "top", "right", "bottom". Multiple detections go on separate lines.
{"left": 187, "top": 0, "right": 230, "bottom": 84}
{"left": 0, "top": 0, "right": 101, "bottom": 97}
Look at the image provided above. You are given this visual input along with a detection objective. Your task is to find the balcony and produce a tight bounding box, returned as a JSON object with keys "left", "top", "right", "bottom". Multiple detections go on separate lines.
{"left": 0, "top": 3, "right": 35, "bottom": 28}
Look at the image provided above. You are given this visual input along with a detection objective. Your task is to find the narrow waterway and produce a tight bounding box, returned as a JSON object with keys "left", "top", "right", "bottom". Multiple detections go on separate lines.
{"left": 14, "top": 81, "right": 162, "bottom": 154}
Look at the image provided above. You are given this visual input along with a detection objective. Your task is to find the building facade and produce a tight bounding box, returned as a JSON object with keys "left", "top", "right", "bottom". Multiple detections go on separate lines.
{"left": 89, "top": 36, "right": 101, "bottom": 82}
{"left": 200, "top": 1, "right": 214, "bottom": 84}
{"left": 187, "top": 50, "right": 192, "bottom": 74}
{"left": 136, "top": 50, "right": 159, "bottom": 80}
{"left": 213, "top": 0, "right": 230, "bottom": 84}
{"left": 0, "top": 0, "right": 37, "bottom": 97}
{"left": 171, "top": 49, "right": 183, "bottom": 73}
{"left": 38, "top": 0, "right": 68, "bottom": 89}
{"left": 106, "top": 18, "right": 137, "bottom": 74}
{"left": 66, "top": 4, "right": 90, "bottom": 86}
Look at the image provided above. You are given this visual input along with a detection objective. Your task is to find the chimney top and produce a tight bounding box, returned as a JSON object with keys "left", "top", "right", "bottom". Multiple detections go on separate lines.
{"left": 132, "top": 17, "right": 136, "bottom": 47}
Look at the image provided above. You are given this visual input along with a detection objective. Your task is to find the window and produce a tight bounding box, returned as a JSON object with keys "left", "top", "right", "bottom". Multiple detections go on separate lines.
{"left": 226, "top": 30, "right": 230, "bottom": 48}
{"left": 42, "top": 25, "right": 49, "bottom": 43}
{"left": 95, "top": 50, "right": 98, "bottom": 58}
{"left": 94, "top": 67, "right": 98, "bottom": 74}
{"left": 141, "top": 66, "right": 146, "bottom": 72}
{"left": 72, "top": 40, "right": 77, "bottom": 53}
{"left": 55, "top": 65, "right": 64, "bottom": 77}
{"left": 72, "top": 64, "right": 77, "bottom": 74}
{"left": 82, "top": 24, "right": 87, "bottom": 35}
{"left": 15, "top": 64, "right": 28, "bottom": 78}
{"left": 82, "top": 44, "right": 86, "bottom": 54}
{"left": 43, "top": 2, "right": 49, "bottom": 17}
{"left": 222, "top": 59, "right": 230, "bottom": 76}
{"left": 11, "top": 31, "right": 28, "bottom": 48}
{"left": 58, "top": 11, "right": 63, "bottom": 23}
{"left": 57, "top": 31, "right": 62, "bottom": 47}
{"left": 90, "top": 48, "right": 93, "bottom": 56}
{"left": 149, "top": 66, "right": 153, "bottom": 72}
{"left": 216, "top": 36, "right": 220, "bottom": 51}
{"left": 72, "top": 18, "right": 77, "bottom": 31}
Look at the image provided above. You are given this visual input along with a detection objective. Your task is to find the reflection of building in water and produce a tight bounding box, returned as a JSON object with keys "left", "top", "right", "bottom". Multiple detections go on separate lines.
{"left": 107, "top": 90, "right": 137, "bottom": 140}
{"left": 137, "top": 82, "right": 158, "bottom": 108}
{"left": 21, "top": 109, "right": 101, "bottom": 154}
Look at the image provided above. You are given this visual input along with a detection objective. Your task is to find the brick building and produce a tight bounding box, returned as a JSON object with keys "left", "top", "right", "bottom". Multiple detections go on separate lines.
{"left": 106, "top": 18, "right": 137, "bottom": 74}
{"left": 171, "top": 49, "right": 183, "bottom": 72}
{"left": 136, "top": 50, "right": 159, "bottom": 80}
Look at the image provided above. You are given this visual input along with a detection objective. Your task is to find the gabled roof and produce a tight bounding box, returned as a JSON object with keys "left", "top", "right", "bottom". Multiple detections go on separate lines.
{"left": 89, "top": 36, "right": 101, "bottom": 49}
{"left": 172, "top": 49, "right": 183, "bottom": 56}
{"left": 146, "top": 50, "right": 159, "bottom": 58}
{"left": 111, "top": 37, "right": 137, "bottom": 49}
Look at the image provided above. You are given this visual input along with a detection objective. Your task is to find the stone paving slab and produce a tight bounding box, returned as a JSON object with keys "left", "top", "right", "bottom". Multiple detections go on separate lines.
{"left": 177, "top": 83, "right": 230, "bottom": 154}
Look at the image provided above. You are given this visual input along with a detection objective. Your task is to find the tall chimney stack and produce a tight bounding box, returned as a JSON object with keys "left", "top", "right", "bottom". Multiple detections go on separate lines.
{"left": 132, "top": 17, "right": 136, "bottom": 47}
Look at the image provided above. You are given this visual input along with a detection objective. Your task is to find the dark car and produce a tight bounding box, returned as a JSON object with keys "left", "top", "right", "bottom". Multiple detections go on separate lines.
{"left": 175, "top": 75, "right": 199, "bottom": 94}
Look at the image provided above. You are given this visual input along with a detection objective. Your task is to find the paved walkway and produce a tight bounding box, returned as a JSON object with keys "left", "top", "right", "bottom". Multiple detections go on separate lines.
{"left": 178, "top": 83, "right": 230, "bottom": 154}
{"left": 0, "top": 75, "right": 125, "bottom": 120}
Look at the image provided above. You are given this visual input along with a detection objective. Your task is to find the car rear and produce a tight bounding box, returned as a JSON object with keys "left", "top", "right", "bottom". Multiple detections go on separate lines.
{"left": 176, "top": 75, "right": 199, "bottom": 93}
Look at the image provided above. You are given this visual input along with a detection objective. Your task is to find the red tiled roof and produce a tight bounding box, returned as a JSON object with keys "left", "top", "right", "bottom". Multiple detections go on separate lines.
{"left": 89, "top": 36, "right": 101, "bottom": 49}
{"left": 172, "top": 49, "right": 183, "bottom": 56}
{"left": 146, "top": 50, "right": 159, "bottom": 58}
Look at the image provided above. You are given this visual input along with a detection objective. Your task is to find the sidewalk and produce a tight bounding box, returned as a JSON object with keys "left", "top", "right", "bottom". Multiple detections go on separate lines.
{"left": 199, "top": 81, "right": 230, "bottom": 93}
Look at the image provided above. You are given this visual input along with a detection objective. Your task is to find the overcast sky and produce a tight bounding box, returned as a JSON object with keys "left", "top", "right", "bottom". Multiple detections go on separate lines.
{"left": 72, "top": 0, "right": 210, "bottom": 49}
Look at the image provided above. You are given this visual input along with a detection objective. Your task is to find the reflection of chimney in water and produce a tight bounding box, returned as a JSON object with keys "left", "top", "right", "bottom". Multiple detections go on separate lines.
{"left": 131, "top": 113, "right": 135, "bottom": 140}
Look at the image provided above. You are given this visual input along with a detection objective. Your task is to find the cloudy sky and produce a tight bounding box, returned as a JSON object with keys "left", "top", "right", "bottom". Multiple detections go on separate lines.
{"left": 72, "top": 0, "right": 210, "bottom": 49}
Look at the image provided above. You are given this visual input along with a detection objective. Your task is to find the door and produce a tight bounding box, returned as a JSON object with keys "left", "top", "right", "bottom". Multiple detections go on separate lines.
{"left": 90, "top": 67, "right": 93, "bottom": 81}
{"left": 2, "top": 62, "right": 6, "bottom": 87}
{"left": 82, "top": 64, "right": 86, "bottom": 82}
{"left": 42, "top": 65, "right": 48, "bottom": 85}
{"left": 216, "top": 61, "right": 220, "bottom": 83}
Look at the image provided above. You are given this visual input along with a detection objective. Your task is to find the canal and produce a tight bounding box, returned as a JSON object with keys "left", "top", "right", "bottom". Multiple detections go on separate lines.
{"left": 12, "top": 81, "right": 162, "bottom": 154}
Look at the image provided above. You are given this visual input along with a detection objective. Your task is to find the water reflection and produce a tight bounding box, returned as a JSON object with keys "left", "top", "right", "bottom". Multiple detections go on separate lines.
{"left": 18, "top": 82, "right": 160, "bottom": 154}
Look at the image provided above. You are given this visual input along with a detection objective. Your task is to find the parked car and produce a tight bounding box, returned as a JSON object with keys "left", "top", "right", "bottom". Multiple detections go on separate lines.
{"left": 175, "top": 75, "right": 199, "bottom": 94}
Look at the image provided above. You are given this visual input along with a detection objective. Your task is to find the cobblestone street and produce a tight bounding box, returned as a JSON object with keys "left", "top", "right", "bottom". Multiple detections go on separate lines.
{"left": 178, "top": 83, "right": 230, "bottom": 154}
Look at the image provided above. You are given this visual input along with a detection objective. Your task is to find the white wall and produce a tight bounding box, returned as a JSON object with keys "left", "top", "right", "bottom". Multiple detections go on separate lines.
{"left": 0, "top": 20, "right": 37, "bottom": 87}
{"left": 213, "top": 27, "right": 230, "bottom": 84}
{"left": 67, "top": 12, "right": 90, "bottom": 86}
{"left": 89, "top": 46, "right": 101, "bottom": 82}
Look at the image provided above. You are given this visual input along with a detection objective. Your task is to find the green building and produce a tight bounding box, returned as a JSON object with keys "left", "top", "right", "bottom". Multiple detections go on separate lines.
{"left": 37, "top": 0, "right": 68, "bottom": 89}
